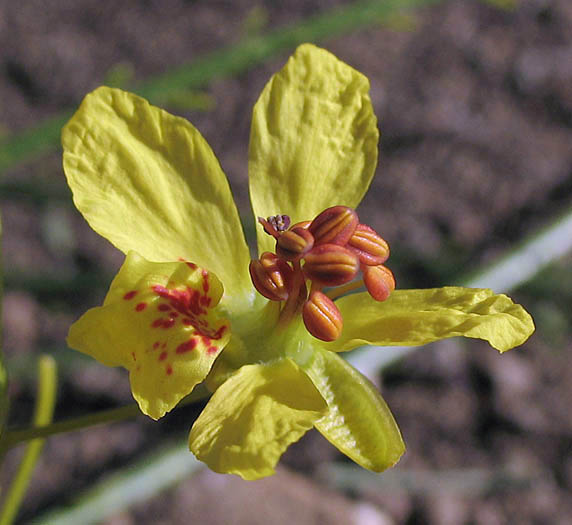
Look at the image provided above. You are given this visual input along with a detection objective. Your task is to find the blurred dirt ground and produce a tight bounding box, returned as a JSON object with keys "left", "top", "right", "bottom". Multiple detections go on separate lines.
{"left": 1, "top": 0, "right": 571, "bottom": 523}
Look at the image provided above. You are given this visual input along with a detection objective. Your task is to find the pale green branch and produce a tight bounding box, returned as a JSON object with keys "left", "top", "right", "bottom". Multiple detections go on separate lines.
{"left": 0, "top": 356, "right": 57, "bottom": 525}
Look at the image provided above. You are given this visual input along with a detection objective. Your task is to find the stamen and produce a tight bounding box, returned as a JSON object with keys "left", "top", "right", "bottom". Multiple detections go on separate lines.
{"left": 347, "top": 224, "right": 390, "bottom": 266}
{"left": 309, "top": 206, "right": 358, "bottom": 246}
{"left": 302, "top": 244, "right": 359, "bottom": 287}
{"left": 277, "top": 261, "right": 307, "bottom": 329}
{"left": 276, "top": 226, "right": 314, "bottom": 262}
{"left": 302, "top": 287, "right": 343, "bottom": 342}
{"left": 249, "top": 252, "right": 293, "bottom": 301}
{"left": 250, "top": 204, "right": 395, "bottom": 342}
{"left": 363, "top": 264, "right": 395, "bottom": 301}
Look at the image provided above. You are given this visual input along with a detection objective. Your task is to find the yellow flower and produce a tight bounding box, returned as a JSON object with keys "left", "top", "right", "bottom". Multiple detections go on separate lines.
{"left": 62, "top": 44, "right": 534, "bottom": 480}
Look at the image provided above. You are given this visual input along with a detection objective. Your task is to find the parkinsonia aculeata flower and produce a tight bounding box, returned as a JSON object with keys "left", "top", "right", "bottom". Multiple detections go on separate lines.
{"left": 62, "top": 44, "right": 534, "bottom": 480}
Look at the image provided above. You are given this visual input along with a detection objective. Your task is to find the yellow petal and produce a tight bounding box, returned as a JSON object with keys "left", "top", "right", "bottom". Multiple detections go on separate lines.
{"left": 62, "top": 87, "right": 251, "bottom": 305}
{"left": 67, "top": 251, "right": 231, "bottom": 420}
{"left": 249, "top": 44, "right": 379, "bottom": 255}
{"left": 329, "top": 287, "right": 535, "bottom": 353}
{"left": 189, "top": 358, "right": 327, "bottom": 480}
{"left": 302, "top": 347, "right": 404, "bottom": 471}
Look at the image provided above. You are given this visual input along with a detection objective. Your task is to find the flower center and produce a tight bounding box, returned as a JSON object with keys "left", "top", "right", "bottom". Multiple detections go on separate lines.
{"left": 249, "top": 206, "right": 396, "bottom": 342}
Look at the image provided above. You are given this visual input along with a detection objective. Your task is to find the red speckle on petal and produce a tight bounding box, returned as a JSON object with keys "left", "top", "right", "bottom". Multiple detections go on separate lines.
{"left": 152, "top": 284, "right": 207, "bottom": 316}
{"left": 153, "top": 341, "right": 160, "bottom": 350}
{"left": 200, "top": 295, "right": 212, "bottom": 307}
{"left": 135, "top": 302, "right": 147, "bottom": 312}
{"left": 159, "top": 351, "right": 168, "bottom": 361}
{"left": 162, "top": 318, "right": 175, "bottom": 329}
{"left": 186, "top": 262, "right": 197, "bottom": 270}
{"left": 166, "top": 365, "right": 173, "bottom": 375}
{"left": 176, "top": 338, "right": 197, "bottom": 354}
{"left": 189, "top": 290, "right": 203, "bottom": 316}
{"left": 207, "top": 345, "right": 218, "bottom": 355}
{"left": 213, "top": 325, "right": 227, "bottom": 340}
{"left": 123, "top": 290, "right": 137, "bottom": 300}
{"left": 131, "top": 352, "right": 137, "bottom": 361}
{"left": 149, "top": 283, "right": 224, "bottom": 338}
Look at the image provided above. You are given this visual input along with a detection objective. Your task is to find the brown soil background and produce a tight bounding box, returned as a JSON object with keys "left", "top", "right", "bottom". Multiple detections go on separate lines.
{"left": 1, "top": 0, "right": 571, "bottom": 523}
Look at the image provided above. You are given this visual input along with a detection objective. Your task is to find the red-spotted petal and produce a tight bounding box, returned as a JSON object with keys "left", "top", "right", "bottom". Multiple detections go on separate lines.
{"left": 68, "top": 251, "right": 231, "bottom": 419}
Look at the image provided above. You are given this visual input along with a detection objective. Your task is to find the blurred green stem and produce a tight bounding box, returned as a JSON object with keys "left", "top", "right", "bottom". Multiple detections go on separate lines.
{"left": 0, "top": 356, "right": 57, "bottom": 525}
{"left": 0, "top": 214, "right": 7, "bottom": 438}
{"left": 0, "top": 385, "right": 209, "bottom": 451}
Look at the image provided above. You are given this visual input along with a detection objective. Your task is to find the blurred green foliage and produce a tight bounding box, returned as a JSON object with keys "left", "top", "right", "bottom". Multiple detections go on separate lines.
{"left": 0, "top": 0, "right": 443, "bottom": 176}
{"left": 0, "top": 215, "right": 7, "bottom": 441}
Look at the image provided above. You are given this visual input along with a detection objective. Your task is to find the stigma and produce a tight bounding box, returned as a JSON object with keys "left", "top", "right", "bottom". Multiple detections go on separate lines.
{"left": 250, "top": 206, "right": 395, "bottom": 342}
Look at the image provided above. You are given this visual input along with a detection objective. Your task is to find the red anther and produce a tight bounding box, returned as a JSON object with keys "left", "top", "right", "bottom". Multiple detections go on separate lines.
{"left": 308, "top": 206, "right": 359, "bottom": 246}
{"left": 276, "top": 226, "right": 315, "bottom": 262}
{"left": 303, "top": 290, "right": 343, "bottom": 342}
{"left": 303, "top": 244, "right": 359, "bottom": 287}
{"left": 249, "top": 252, "right": 293, "bottom": 301}
{"left": 363, "top": 264, "right": 395, "bottom": 301}
{"left": 347, "top": 224, "right": 390, "bottom": 266}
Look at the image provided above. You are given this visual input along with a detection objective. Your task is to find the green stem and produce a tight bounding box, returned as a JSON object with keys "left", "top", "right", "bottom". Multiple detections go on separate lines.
{"left": 0, "top": 384, "right": 209, "bottom": 451}
{"left": 0, "top": 356, "right": 57, "bottom": 525}
{"left": 0, "top": 213, "right": 7, "bottom": 441}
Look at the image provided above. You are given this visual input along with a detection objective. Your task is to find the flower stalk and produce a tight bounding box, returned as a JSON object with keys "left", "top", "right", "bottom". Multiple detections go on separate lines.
{"left": 0, "top": 356, "right": 57, "bottom": 525}
{"left": 0, "top": 385, "right": 210, "bottom": 451}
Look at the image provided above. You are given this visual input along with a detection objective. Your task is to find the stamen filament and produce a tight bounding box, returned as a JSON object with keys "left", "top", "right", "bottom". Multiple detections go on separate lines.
{"left": 325, "top": 279, "right": 365, "bottom": 301}
{"left": 277, "top": 261, "right": 305, "bottom": 330}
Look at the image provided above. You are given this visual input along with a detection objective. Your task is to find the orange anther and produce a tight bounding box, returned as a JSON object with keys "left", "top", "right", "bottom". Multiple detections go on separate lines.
{"left": 302, "top": 290, "right": 343, "bottom": 342}
{"left": 303, "top": 244, "right": 359, "bottom": 287}
{"left": 347, "top": 224, "right": 390, "bottom": 266}
{"left": 276, "top": 227, "right": 315, "bottom": 262}
{"left": 308, "top": 206, "right": 359, "bottom": 246}
{"left": 249, "top": 252, "right": 293, "bottom": 301}
{"left": 363, "top": 264, "right": 395, "bottom": 302}
{"left": 289, "top": 220, "right": 311, "bottom": 230}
